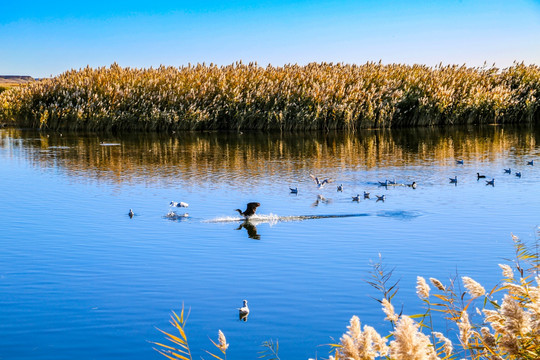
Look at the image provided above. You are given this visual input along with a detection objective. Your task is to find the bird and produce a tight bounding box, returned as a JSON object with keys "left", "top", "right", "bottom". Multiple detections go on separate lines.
{"left": 337, "top": 184, "right": 344, "bottom": 192}
{"left": 407, "top": 181, "right": 417, "bottom": 189}
{"left": 238, "top": 300, "right": 250, "bottom": 320}
{"left": 449, "top": 176, "right": 458, "bottom": 183}
{"left": 388, "top": 178, "right": 397, "bottom": 185}
{"left": 235, "top": 202, "right": 260, "bottom": 218}
{"left": 352, "top": 194, "right": 360, "bottom": 201}
{"left": 310, "top": 174, "right": 334, "bottom": 188}
{"left": 128, "top": 209, "right": 134, "bottom": 218}
{"left": 363, "top": 191, "right": 370, "bottom": 199}
{"left": 170, "top": 201, "right": 189, "bottom": 208}
{"left": 289, "top": 187, "right": 298, "bottom": 194}
{"left": 378, "top": 180, "right": 389, "bottom": 186}
{"left": 504, "top": 168, "right": 511, "bottom": 174}
{"left": 477, "top": 173, "right": 486, "bottom": 179}
{"left": 515, "top": 172, "right": 522, "bottom": 178}
{"left": 456, "top": 159, "right": 464, "bottom": 165}
{"left": 527, "top": 160, "right": 534, "bottom": 166}
{"left": 486, "top": 178, "right": 495, "bottom": 186}
{"left": 376, "top": 195, "right": 386, "bottom": 202}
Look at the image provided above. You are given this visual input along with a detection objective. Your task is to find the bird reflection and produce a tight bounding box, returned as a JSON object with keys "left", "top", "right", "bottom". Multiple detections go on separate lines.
{"left": 311, "top": 194, "right": 332, "bottom": 207}
{"left": 236, "top": 221, "right": 261, "bottom": 240}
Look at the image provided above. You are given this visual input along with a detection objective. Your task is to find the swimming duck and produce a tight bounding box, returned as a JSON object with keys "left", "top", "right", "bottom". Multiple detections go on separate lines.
{"left": 235, "top": 202, "right": 261, "bottom": 218}
{"left": 128, "top": 209, "right": 134, "bottom": 218}
{"left": 527, "top": 160, "right": 534, "bottom": 166}
{"left": 449, "top": 176, "right": 458, "bottom": 183}
{"left": 310, "top": 174, "right": 334, "bottom": 188}
{"left": 378, "top": 180, "right": 389, "bottom": 186}
{"left": 337, "top": 184, "right": 344, "bottom": 192}
{"left": 477, "top": 173, "right": 486, "bottom": 179}
{"left": 407, "top": 181, "right": 417, "bottom": 189}
{"left": 363, "top": 191, "right": 370, "bottom": 199}
{"left": 170, "top": 201, "right": 189, "bottom": 208}
{"left": 352, "top": 194, "right": 360, "bottom": 201}
{"left": 388, "top": 178, "right": 397, "bottom": 185}
{"left": 289, "top": 187, "right": 298, "bottom": 194}
{"left": 504, "top": 168, "right": 511, "bottom": 174}
{"left": 376, "top": 195, "right": 386, "bottom": 202}
{"left": 486, "top": 178, "right": 495, "bottom": 186}
{"left": 515, "top": 172, "right": 522, "bottom": 178}
{"left": 456, "top": 159, "right": 464, "bottom": 165}
{"left": 238, "top": 299, "right": 250, "bottom": 317}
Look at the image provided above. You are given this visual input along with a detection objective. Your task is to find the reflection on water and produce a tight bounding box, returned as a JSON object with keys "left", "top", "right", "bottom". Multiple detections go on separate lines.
{"left": 1, "top": 126, "right": 538, "bottom": 186}
{"left": 1, "top": 125, "right": 540, "bottom": 360}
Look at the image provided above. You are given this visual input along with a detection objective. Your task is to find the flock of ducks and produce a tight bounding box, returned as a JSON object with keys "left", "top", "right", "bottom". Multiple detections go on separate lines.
{"left": 449, "top": 159, "right": 533, "bottom": 186}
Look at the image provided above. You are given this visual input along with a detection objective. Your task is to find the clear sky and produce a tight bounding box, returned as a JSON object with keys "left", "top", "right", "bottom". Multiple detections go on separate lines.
{"left": 1, "top": 0, "right": 540, "bottom": 77}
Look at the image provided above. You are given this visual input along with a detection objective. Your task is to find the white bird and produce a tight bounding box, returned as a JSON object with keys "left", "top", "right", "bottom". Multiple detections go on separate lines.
{"left": 170, "top": 201, "right": 189, "bottom": 208}
{"left": 128, "top": 209, "right": 134, "bottom": 218}
{"left": 310, "top": 174, "right": 334, "bottom": 188}
{"left": 238, "top": 300, "right": 249, "bottom": 319}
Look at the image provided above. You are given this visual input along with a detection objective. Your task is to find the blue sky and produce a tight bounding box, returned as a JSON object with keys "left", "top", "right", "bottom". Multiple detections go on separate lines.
{"left": 1, "top": 0, "right": 540, "bottom": 77}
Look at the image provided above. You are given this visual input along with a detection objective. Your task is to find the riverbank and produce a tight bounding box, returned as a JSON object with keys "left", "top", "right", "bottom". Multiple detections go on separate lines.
{"left": 1, "top": 62, "right": 539, "bottom": 131}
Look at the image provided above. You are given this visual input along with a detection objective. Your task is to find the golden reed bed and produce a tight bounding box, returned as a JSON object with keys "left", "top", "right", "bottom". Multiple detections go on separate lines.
{"left": 0, "top": 62, "right": 539, "bottom": 131}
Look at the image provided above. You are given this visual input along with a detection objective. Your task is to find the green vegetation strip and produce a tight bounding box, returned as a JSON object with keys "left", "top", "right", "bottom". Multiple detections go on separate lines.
{"left": 1, "top": 62, "right": 539, "bottom": 131}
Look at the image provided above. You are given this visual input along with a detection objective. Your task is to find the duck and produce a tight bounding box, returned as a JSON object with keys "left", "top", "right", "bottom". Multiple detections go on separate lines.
{"left": 477, "top": 173, "right": 486, "bottom": 179}
{"left": 337, "top": 184, "right": 344, "bottom": 192}
{"left": 407, "top": 181, "right": 417, "bottom": 189}
{"left": 310, "top": 174, "right": 334, "bottom": 188}
{"left": 289, "top": 187, "right": 298, "bottom": 194}
{"left": 363, "top": 191, "right": 370, "bottom": 199}
{"left": 388, "top": 178, "right": 397, "bottom": 185}
{"left": 170, "top": 201, "right": 189, "bottom": 208}
{"left": 449, "top": 176, "right": 458, "bottom": 183}
{"left": 504, "top": 168, "right": 511, "bottom": 174}
{"left": 238, "top": 299, "right": 250, "bottom": 317}
{"left": 486, "top": 178, "right": 495, "bottom": 186}
{"left": 128, "top": 209, "right": 134, "bottom": 218}
{"left": 376, "top": 195, "right": 386, "bottom": 202}
{"left": 515, "top": 172, "right": 522, "bottom": 178}
{"left": 352, "top": 194, "right": 360, "bottom": 201}
{"left": 456, "top": 159, "right": 464, "bottom": 165}
{"left": 235, "top": 202, "right": 261, "bottom": 218}
{"left": 527, "top": 160, "right": 534, "bottom": 166}
{"left": 378, "top": 180, "right": 389, "bottom": 186}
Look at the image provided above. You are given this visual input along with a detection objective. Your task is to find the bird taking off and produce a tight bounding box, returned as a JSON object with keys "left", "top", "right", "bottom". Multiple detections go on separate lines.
{"left": 235, "top": 202, "right": 261, "bottom": 218}
{"left": 310, "top": 174, "right": 334, "bottom": 188}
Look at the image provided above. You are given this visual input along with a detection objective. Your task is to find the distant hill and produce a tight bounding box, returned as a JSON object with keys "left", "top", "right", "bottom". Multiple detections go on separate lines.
{"left": 0, "top": 75, "right": 35, "bottom": 86}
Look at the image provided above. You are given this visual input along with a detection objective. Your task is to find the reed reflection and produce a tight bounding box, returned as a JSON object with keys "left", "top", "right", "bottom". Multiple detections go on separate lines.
{"left": 0, "top": 126, "right": 538, "bottom": 186}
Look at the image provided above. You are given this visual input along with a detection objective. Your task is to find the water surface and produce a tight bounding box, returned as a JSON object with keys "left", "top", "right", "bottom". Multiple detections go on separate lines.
{"left": 1, "top": 126, "right": 539, "bottom": 359}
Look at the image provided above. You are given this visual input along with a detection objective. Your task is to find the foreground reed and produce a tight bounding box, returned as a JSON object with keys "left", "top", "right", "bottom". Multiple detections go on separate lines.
{"left": 154, "top": 234, "right": 540, "bottom": 359}
{"left": 1, "top": 62, "right": 539, "bottom": 131}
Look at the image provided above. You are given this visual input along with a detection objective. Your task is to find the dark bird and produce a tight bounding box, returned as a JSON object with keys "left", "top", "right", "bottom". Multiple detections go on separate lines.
{"left": 363, "top": 191, "right": 370, "bottom": 199}
{"left": 477, "top": 173, "right": 486, "bottom": 179}
{"left": 352, "top": 194, "right": 360, "bottom": 202}
{"left": 289, "top": 187, "right": 298, "bottom": 194}
{"left": 235, "top": 202, "right": 261, "bottom": 218}
{"left": 378, "top": 180, "right": 389, "bottom": 186}
{"left": 128, "top": 209, "right": 134, "bottom": 218}
{"left": 456, "top": 159, "right": 464, "bottom": 165}
{"left": 407, "top": 181, "right": 417, "bottom": 189}
{"left": 310, "top": 174, "right": 334, "bottom": 188}
{"left": 486, "top": 178, "right": 495, "bottom": 186}
{"left": 515, "top": 172, "right": 522, "bottom": 178}
{"left": 376, "top": 195, "right": 386, "bottom": 202}
{"left": 504, "top": 168, "right": 511, "bottom": 174}
{"left": 337, "top": 184, "right": 344, "bottom": 192}
{"left": 527, "top": 160, "right": 534, "bottom": 166}
{"left": 449, "top": 176, "right": 458, "bottom": 183}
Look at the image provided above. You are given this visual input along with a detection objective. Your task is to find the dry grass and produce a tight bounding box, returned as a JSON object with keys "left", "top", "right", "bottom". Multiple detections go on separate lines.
{"left": 1, "top": 62, "right": 539, "bottom": 131}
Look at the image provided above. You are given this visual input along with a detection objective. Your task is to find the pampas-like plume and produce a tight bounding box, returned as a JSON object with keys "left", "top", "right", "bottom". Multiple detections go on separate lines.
{"left": 457, "top": 311, "right": 472, "bottom": 346}
{"left": 462, "top": 276, "right": 486, "bottom": 298}
{"left": 416, "top": 276, "right": 431, "bottom": 299}
{"left": 382, "top": 298, "right": 399, "bottom": 323}
{"left": 388, "top": 315, "right": 439, "bottom": 360}
{"left": 429, "top": 278, "right": 445, "bottom": 291}
{"left": 499, "top": 264, "right": 514, "bottom": 279}
{"left": 337, "top": 315, "right": 389, "bottom": 360}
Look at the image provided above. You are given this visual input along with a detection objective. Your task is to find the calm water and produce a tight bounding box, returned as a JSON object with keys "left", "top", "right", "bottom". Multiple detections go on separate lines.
{"left": 1, "top": 126, "right": 539, "bottom": 359}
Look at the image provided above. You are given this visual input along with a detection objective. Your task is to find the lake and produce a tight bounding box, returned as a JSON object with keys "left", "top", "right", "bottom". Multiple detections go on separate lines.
{"left": 0, "top": 126, "right": 539, "bottom": 359}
